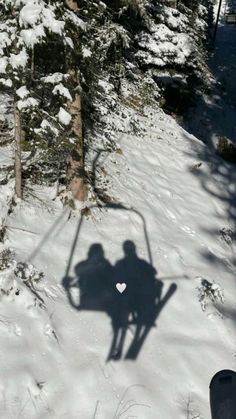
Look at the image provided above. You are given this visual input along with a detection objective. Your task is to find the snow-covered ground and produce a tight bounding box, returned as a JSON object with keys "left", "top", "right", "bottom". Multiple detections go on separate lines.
{"left": 0, "top": 103, "right": 235, "bottom": 418}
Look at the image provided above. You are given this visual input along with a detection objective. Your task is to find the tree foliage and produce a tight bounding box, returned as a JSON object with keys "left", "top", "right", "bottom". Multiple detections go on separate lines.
{"left": 0, "top": 0, "right": 85, "bottom": 186}
{"left": 0, "top": 0, "right": 213, "bottom": 194}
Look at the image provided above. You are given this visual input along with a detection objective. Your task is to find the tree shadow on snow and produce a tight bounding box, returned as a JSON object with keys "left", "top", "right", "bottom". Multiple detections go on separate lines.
{"left": 183, "top": 22, "right": 236, "bottom": 147}
{"left": 183, "top": 129, "right": 236, "bottom": 271}
{"left": 181, "top": 130, "right": 236, "bottom": 330}
{"left": 62, "top": 240, "right": 177, "bottom": 361}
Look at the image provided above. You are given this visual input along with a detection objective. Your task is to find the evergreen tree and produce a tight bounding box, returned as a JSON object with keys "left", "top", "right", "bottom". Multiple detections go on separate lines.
{"left": 0, "top": 0, "right": 213, "bottom": 204}
{"left": 0, "top": 0, "right": 86, "bottom": 199}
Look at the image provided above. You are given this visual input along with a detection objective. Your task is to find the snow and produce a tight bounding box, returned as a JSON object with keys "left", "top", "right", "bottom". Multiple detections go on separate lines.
{"left": 19, "top": 4, "right": 42, "bottom": 27}
{"left": 57, "top": 107, "right": 72, "bottom": 125}
{"left": 0, "top": 100, "right": 235, "bottom": 418}
{"left": 65, "top": 10, "right": 87, "bottom": 31}
{"left": 19, "top": 1, "right": 64, "bottom": 35}
{"left": 0, "top": 57, "right": 8, "bottom": 73}
{"left": 165, "top": 9, "right": 187, "bottom": 30}
{"left": 41, "top": 7, "right": 64, "bottom": 35}
{"left": 0, "top": 31, "right": 11, "bottom": 53}
{"left": 98, "top": 79, "right": 114, "bottom": 94}
{"left": 42, "top": 72, "right": 68, "bottom": 84}
{"left": 20, "top": 25, "right": 45, "bottom": 47}
{"left": 0, "top": 0, "right": 70, "bottom": 55}
{"left": 40, "top": 119, "right": 59, "bottom": 135}
{"left": 0, "top": 78, "right": 12, "bottom": 87}
{"left": 136, "top": 24, "right": 192, "bottom": 67}
{"left": 17, "top": 97, "right": 39, "bottom": 110}
{"left": 64, "top": 36, "right": 74, "bottom": 49}
{"left": 9, "top": 49, "right": 28, "bottom": 69}
{"left": 16, "top": 85, "right": 29, "bottom": 99}
{"left": 52, "top": 83, "right": 72, "bottom": 101}
{"left": 82, "top": 47, "right": 92, "bottom": 58}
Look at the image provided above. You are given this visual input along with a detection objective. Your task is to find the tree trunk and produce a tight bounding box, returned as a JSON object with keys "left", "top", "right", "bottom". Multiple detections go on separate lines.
{"left": 65, "top": 0, "right": 78, "bottom": 11}
{"left": 68, "top": 90, "right": 88, "bottom": 201}
{"left": 14, "top": 103, "right": 22, "bottom": 199}
{"left": 64, "top": 1, "right": 87, "bottom": 201}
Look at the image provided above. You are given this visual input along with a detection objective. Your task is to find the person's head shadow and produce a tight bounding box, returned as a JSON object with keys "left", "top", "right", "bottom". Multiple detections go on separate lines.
{"left": 87, "top": 243, "right": 104, "bottom": 259}
{"left": 123, "top": 239, "right": 136, "bottom": 257}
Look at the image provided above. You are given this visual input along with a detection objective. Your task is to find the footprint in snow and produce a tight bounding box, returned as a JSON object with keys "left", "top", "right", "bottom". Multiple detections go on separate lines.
{"left": 166, "top": 209, "right": 177, "bottom": 221}
{"left": 181, "top": 225, "right": 196, "bottom": 236}
{"left": 12, "top": 324, "right": 22, "bottom": 336}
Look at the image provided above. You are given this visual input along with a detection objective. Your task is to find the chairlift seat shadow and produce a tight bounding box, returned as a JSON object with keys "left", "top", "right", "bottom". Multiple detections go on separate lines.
{"left": 78, "top": 287, "right": 114, "bottom": 312}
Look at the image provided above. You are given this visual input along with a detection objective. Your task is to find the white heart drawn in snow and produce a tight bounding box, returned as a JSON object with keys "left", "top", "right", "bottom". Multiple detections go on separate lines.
{"left": 116, "top": 283, "right": 127, "bottom": 293}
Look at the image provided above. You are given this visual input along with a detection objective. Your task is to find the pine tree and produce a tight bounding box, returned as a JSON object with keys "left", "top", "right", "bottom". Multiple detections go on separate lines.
{"left": 0, "top": 0, "right": 87, "bottom": 200}
{"left": 0, "top": 0, "right": 213, "bottom": 203}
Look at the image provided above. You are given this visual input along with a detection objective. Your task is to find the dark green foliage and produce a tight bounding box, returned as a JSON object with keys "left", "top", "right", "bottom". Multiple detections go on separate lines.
{"left": 216, "top": 137, "right": 236, "bottom": 163}
{"left": 0, "top": 0, "right": 214, "bottom": 189}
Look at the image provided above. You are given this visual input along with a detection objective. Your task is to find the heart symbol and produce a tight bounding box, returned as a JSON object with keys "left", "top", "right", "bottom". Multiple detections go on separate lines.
{"left": 116, "top": 283, "right": 127, "bottom": 293}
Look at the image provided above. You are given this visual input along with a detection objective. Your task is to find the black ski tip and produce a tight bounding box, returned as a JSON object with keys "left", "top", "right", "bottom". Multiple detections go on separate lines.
{"left": 210, "top": 369, "right": 236, "bottom": 388}
{"left": 210, "top": 369, "right": 236, "bottom": 419}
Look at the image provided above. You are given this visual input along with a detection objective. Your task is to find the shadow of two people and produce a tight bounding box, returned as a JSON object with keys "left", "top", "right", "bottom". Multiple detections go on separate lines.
{"left": 62, "top": 240, "right": 177, "bottom": 361}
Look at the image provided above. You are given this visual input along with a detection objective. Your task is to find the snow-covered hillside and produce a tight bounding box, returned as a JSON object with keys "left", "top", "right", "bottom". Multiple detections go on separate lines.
{"left": 0, "top": 104, "right": 235, "bottom": 418}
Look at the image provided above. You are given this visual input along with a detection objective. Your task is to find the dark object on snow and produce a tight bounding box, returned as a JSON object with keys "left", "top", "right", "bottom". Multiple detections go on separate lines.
{"left": 210, "top": 369, "right": 236, "bottom": 419}
{"left": 216, "top": 137, "right": 236, "bottom": 163}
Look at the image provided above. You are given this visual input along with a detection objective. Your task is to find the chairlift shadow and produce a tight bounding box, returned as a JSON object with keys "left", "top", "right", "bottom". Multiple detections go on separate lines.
{"left": 62, "top": 203, "right": 178, "bottom": 361}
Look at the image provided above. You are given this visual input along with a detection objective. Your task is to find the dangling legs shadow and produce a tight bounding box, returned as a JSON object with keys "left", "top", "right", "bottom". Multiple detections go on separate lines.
{"left": 106, "top": 294, "right": 130, "bottom": 361}
{"left": 125, "top": 282, "right": 177, "bottom": 360}
{"left": 107, "top": 324, "right": 127, "bottom": 361}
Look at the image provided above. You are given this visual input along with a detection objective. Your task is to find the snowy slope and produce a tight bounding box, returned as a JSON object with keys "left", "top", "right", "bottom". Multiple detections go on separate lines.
{"left": 186, "top": 0, "right": 236, "bottom": 148}
{"left": 0, "top": 105, "right": 235, "bottom": 419}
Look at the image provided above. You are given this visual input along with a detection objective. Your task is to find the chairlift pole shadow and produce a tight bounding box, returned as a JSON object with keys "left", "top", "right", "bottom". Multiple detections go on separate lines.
{"left": 27, "top": 208, "right": 69, "bottom": 263}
